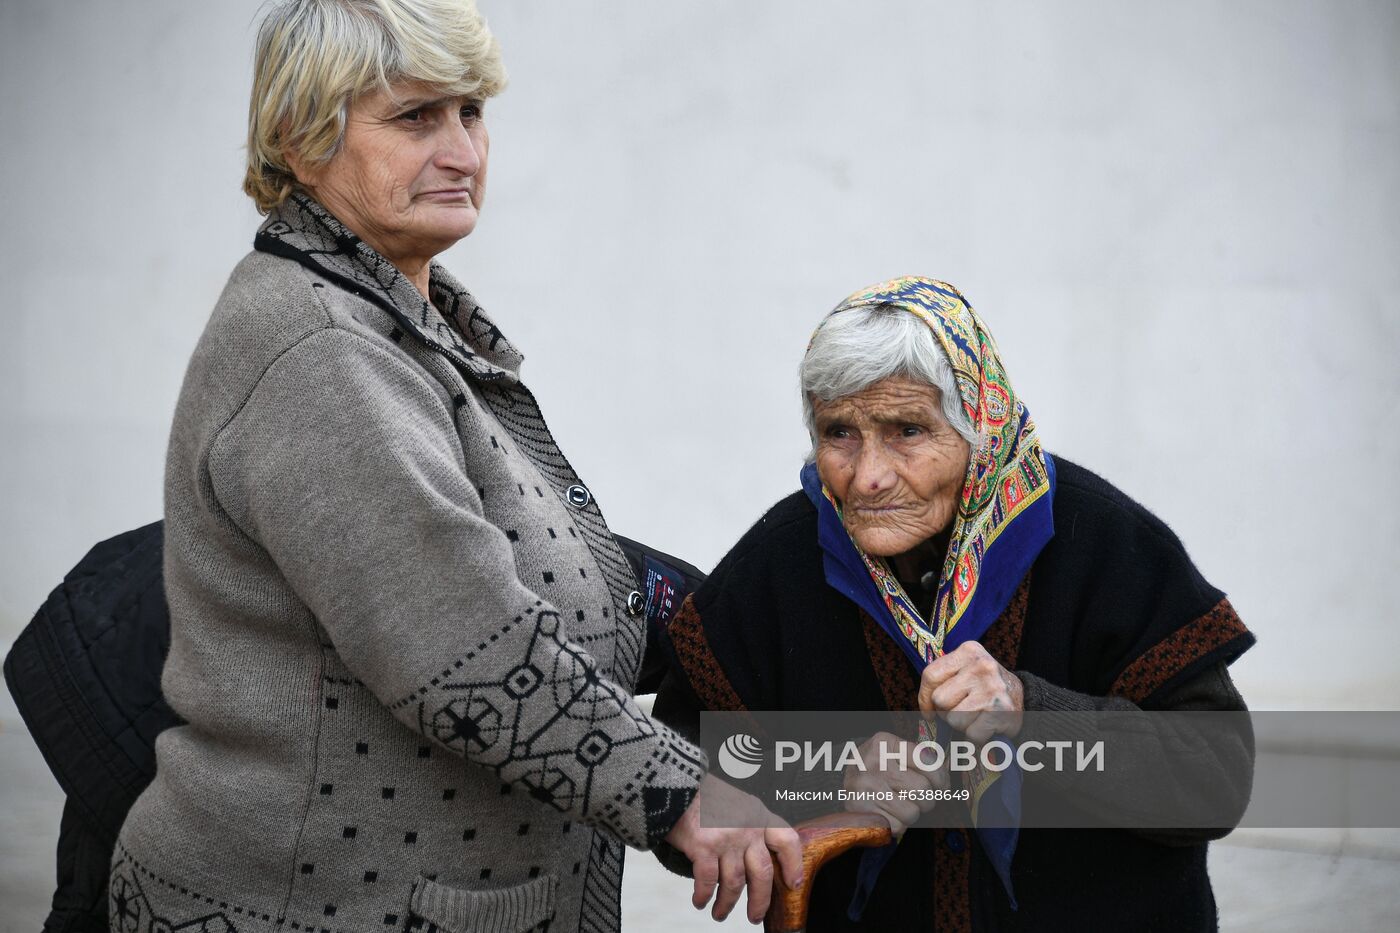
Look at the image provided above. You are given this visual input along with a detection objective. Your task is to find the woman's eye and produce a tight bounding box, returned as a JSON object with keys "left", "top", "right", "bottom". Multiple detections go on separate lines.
{"left": 899, "top": 425, "right": 924, "bottom": 438}
{"left": 824, "top": 425, "right": 851, "bottom": 439}
{"left": 396, "top": 108, "right": 425, "bottom": 123}
{"left": 460, "top": 103, "right": 482, "bottom": 124}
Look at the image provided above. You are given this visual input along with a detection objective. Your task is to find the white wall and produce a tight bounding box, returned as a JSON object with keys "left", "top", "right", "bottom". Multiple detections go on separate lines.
{"left": 2, "top": 0, "right": 1397, "bottom": 708}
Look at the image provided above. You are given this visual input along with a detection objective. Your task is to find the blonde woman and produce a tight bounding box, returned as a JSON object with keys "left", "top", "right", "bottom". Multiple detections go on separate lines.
{"left": 109, "top": 3, "right": 799, "bottom": 931}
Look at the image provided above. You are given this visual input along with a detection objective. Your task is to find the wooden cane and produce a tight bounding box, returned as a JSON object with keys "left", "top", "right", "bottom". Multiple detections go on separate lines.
{"left": 764, "top": 813, "right": 893, "bottom": 933}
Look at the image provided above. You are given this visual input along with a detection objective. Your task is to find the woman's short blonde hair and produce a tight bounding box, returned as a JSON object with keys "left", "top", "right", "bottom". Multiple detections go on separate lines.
{"left": 244, "top": 0, "right": 506, "bottom": 213}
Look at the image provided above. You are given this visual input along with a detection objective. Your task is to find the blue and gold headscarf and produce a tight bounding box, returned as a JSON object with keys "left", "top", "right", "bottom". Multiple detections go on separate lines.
{"left": 802, "top": 276, "right": 1055, "bottom": 662}
{"left": 800, "top": 276, "right": 1056, "bottom": 914}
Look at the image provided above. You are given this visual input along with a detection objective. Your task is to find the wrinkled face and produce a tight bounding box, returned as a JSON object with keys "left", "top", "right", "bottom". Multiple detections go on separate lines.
{"left": 291, "top": 80, "right": 489, "bottom": 267}
{"left": 814, "top": 376, "right": 973, "bottom": 558}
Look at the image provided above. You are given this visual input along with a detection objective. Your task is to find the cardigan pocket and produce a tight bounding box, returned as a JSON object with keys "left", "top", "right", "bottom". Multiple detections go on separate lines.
{"left": 408, "top": 874, "right": 558, "bottom": 933}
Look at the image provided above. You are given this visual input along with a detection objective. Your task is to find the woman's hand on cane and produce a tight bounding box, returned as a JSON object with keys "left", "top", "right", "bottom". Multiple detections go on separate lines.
{"left": 664, "top": 773, "right": 805, "bottom": 924}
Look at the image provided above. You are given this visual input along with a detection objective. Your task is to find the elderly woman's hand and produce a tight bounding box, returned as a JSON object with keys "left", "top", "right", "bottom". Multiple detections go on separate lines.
{"left": 918, "top": 641, "right": 1025, "bottom": 743}
{"left": 841, "top": 731, "right": 948, "bottom": 834}
{"left": 664, "top": 774, "right": 805, "bottom": 924}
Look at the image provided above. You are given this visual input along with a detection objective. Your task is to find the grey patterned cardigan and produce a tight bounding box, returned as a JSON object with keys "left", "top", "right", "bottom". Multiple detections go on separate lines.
{"left": 111, "top": 195, "right": 705, "bottom": 933}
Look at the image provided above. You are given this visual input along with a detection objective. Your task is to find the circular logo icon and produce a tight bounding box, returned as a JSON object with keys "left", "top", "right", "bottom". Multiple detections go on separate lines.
{"left": 717, "top": 733, "right": 764, "bottom": 780}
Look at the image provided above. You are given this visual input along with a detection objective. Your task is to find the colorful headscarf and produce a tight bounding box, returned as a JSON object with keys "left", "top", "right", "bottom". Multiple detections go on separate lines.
{"left": 800, "top": 276, "right": 1056, "bottom": 915}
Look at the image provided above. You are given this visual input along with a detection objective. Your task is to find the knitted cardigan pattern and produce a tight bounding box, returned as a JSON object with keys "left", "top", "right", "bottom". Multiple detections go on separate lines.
{"left": 111, "top": 195, "right": 704, "bottom": 933}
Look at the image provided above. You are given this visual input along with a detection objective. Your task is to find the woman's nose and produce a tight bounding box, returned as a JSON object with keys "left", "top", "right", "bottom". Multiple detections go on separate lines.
{"left": 852, "top": 443, "right": 895, "bottom": 493}
{"left": 438, "top": 123, "right": 481, "bottom": 176}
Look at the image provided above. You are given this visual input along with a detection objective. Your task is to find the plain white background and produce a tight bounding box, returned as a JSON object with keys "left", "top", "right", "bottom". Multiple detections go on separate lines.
{"left": 1, "top": 0, "right": 1398, "bottom": 927}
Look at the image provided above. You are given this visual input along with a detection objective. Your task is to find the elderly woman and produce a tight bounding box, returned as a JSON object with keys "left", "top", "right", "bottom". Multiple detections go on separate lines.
{"left": 109, "top": 3, "right": 799, "bottom": 932}
{"left": 655, "top": 277, "right": 1255, "bottom": 931}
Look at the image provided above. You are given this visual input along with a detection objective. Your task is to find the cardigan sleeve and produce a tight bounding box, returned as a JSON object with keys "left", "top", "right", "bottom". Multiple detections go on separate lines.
{"left": 1015, "top": 662, "right": 1254, "bottom": 843}
{"left": 206, "top": 326, "right": 703, "bottom": 849}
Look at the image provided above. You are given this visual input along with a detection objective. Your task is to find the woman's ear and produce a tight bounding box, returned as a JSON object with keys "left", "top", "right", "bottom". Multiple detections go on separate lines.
{"left": 282, "top": 143, "right": 321, "bottom": 189}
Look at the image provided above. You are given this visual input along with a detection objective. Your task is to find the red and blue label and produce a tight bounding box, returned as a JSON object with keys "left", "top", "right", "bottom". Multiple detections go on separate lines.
{"left": 643, "top": 556, "right": 685, "bottom": 626}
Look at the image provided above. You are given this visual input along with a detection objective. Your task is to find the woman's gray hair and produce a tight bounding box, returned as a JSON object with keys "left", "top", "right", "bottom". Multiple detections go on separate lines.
{"left": 800, "top": 304, "right": 979, "bottom": 459}
{"left": 244, "top": 0, "right": 507, "bottom": 213}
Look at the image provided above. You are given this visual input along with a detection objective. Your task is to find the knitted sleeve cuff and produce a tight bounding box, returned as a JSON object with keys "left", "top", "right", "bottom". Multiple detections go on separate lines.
{"left": 641, "top": 780, "right": 699, "bottom": 851}
{"left": 629, "top": 723, "right": 709, "bottom": 850}
{"left": 652, "top": 838, "right": 696, "bottom": 878}
{"left": 1017, "top": 671, "right": 1102, "bottom": 713}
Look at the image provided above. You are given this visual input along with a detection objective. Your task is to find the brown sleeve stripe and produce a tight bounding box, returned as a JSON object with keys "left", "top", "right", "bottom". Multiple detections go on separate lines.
{"left": 1110, "top": 598, "right": 1252, "bottom": 704}
{"left": 666, "top": 597, "right": 747, "bottom": 712}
